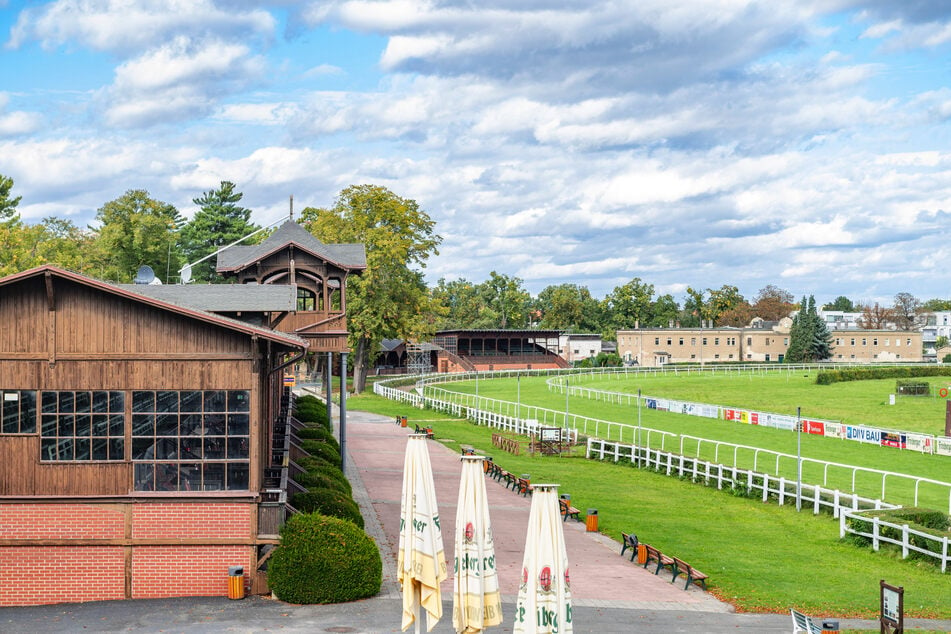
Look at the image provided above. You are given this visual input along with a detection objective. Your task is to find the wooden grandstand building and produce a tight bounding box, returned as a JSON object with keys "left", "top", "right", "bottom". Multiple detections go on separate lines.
{"left": 0, "top": 221, "right": 365, "bottom": 606}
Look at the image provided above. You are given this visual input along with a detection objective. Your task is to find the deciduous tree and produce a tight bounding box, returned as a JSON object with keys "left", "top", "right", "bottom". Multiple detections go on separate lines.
{"left": 892, "top": 292, "right": 925, "bottom": 331}
{"left": 602, "top": 277, "right": 654, "bottom": 335}
{"left": 91, "top": 189, "right": 184, "bottom": 282}
{"left": 301, "top": 185, "right": 442, "bottom": 393}
{"left": 752, "top": 285, "right": 795, "bottom": 321}
{"left": 857, "top": 302, "right": 894, "bottom": 329}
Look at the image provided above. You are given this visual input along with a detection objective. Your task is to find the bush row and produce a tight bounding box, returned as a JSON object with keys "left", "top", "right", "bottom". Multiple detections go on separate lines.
{"left": 816, "top": 365, "right": 951, "bottom": 385}
{"left": 845, "top": 507, "right": 951, "bottom": 567}
{"left": 267, "top": 393, "right": 381, "bottom": 604}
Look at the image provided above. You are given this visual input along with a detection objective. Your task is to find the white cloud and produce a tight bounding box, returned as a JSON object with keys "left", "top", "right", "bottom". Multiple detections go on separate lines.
{"left": 7, "top": 0, "right": 275, "bottom": 54}
{"left": 102, "top": 37, "right": 266, "bottom": 127}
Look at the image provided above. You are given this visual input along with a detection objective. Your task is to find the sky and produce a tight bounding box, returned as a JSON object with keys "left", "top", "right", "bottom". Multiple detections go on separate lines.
{"left": 2, "top": 1, "right": 951, "bottom": 306}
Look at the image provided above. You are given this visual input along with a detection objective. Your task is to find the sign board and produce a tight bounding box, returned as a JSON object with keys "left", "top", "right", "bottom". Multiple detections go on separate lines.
{"left": 880, "top": 580, "right": 903, "bottom": 633}
{"left": 540, "top": 427, "right": 561, "bottom": 442}
{"left": 283, "top": 375, "right": 296, "bottom": 387}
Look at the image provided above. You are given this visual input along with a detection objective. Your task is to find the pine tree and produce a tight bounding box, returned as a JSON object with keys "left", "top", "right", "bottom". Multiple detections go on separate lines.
{"left": 806, "top": 296, "right": 833, "bottom": 360}
{"left": 179, "top": 181, "right": 259, "bottom": 283}
{"left": 784, "top": 296, "right": 808, "bottom": 362}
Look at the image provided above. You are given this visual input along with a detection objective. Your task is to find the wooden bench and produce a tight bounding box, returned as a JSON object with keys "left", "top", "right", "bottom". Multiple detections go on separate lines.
{"left": 620, "top": 532, "right": 639, "bottom": 561}
{"left": 514, "top": 477, "right": 532, "bottom": 497}
{"left": 671, "top": 556, "right": 708, "bottom": 590}
{"left": 414, "top": 424, "right": 434, "bottom": 439}
{"left": 642, "top": 543, "right": 675, "bottom": 577}
{"left": 790, "top": 609, "right": 823, "bottom": 634}
{"left": 559, "top": 497, "right": 581, "bottom": 522}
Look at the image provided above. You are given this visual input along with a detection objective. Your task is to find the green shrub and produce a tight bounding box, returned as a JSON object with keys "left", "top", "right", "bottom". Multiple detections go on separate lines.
{"left": 268, "top": 513, "right": 381, "bottom": 604}
{"left": 300, "top": 439, "right": 343, "bottom": 468}
{"left": 895, "top": 379, "right": 929, "bottom": 396}
{"left": 296, "top": 426, "right": 339, "bottom": 448}
{"left": 294, "top": 469, "right": 353, "bottom": 496}
{"left": 817, "top": 365, "right": 951, "bottom": 385}
{"left": 291, "top": 488, "right": 364, "bottom": 528}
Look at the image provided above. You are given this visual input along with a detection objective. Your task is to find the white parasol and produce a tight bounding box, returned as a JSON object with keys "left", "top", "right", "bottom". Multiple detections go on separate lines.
{"left": 513, "top": 485, "right": 573, "bottom": 634}
{"left": 398, "top": 434, "right": 448, "bottom": 633}
{"left": 452, "top": 455, "right": 503, "bottom": 633}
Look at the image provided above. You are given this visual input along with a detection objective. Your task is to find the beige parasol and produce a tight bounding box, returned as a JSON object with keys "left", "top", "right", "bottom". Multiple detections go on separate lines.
{"left": 513, "top": 485, "right": 573, "bottom": 634}
{"left": 398, "top": 435, "right": 448, "bottom": 633}
{"left": 452, "top": 455, "right": 503, "bottom": 633}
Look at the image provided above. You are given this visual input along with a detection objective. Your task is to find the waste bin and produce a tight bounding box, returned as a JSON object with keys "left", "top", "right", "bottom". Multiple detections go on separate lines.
{"left": 228, "top": 566, "right": 245, "bottom": 600}
{"left": 483, "top": 457, "right": 493, "bottom": 473}
{"left": 399, "top": 416, "right": 408, "bottom": 428}
{"left": 585, "top": 509, "right": 598, "bottom": 532}
{"left": 821, "top": 620, "right": 839, "bottom": 634}
{"left": 637, "top": 543, "right": 647, "bottom": 564}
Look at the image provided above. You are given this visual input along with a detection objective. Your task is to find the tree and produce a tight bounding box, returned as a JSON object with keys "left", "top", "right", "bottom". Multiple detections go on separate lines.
{"left": 480, "top": 271, "right": 530, "bottom": 329}
{"left": 857, "top": 302, "right": 894, "bottom": 329}
{"left": 922, "top": 298, "right": 951, "bottom": 311}
{"left": 892, "top": 292, "right": 925, "bottom": 331}
{"left": 684, "top": 284, "right": 744, "bottom": 326}
{"left": 647, "top": 294, "right": 679, "bottom": 328}
{"left": 179, "top": 181, "right": 259, "bottom": 283}
{"left": 936, "top": 335, "right": 949, "bottom": 350}
{"left": 91, "top": 190, "right": 184, "bottom": 282}
{"left": 432, "top": 278, "right": 496, "bottom": 330}
{"left": 785, "top": 295, "right": 832, "bottom": 362}
{"left": 0, "top": 174, "right": 22, "bottom": 227}
{"left": 535, "top": 283, "right": 601, "bottom": 332}
{"left": 751, "top": 285, "right": 795, "bottom": 321}
{"left": 823, "top": 296, "right": 855, "bottom": 312}
{"left": 717, "top": 301, "right": 755, "bottom": 327}
{"left": 301, "top": 184, "right": 442, "bottom": 393}
{"left": 602, "top": 278, "right": 654, "bottom": 335}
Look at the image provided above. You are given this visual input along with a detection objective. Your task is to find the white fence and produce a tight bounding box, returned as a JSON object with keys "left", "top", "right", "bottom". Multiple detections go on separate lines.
{"left": 840, "top": 510, "right": 950, "bottom": 573}
{"left": 374, "top": 375, "right": 951, "bottom": 513}
{"left": 547, "top": 369, "right": 951, "bottom": 457}
{"left": 586, "top": 437, "right": 899, "bottom": 517}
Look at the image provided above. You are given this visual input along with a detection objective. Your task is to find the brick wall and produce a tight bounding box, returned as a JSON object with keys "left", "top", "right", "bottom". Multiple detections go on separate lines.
{"left": 0, "top": 546, "right": 126, "bottom": 606}
{"left": 0, "top": 501, "right": 254, "bottom": 606}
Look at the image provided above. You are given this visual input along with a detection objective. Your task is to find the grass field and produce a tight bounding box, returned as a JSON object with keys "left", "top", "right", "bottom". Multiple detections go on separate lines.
{"left": 344, "top": 390, "right": 951, "bottom": 618}
{"left": 427, "top": 372, "right": 951, "bottom": 511}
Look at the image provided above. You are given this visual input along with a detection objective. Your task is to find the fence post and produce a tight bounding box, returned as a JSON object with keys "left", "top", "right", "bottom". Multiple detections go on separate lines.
{"left": 872, "top": 517, "right": 880, "bottom": 551}
{"left": 779, "top": 477, "right": 786, "bottom": 506}
{"left": 902, "top": 524, "right": 909, "bottom": 559}
{"left": 840, "top": 511, "right": 846, "bottom": 538}
{"left": 762, "top": 475, "right": 769, "bottom": 503}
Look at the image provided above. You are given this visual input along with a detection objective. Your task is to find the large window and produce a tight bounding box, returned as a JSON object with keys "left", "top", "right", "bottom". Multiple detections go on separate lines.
{"left": 132, "top": 390, "right": 250, "bottom": 492}
{"left": 1, "top": 390, "right": 37, "bottom": 434}
{"left": 40, "top": 391, "right": 125, "bottom": 461}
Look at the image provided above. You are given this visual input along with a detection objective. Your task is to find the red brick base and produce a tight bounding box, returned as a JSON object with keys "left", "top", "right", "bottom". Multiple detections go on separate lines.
{"left": 0, "top": 501, "right": 255, "bottom": 606}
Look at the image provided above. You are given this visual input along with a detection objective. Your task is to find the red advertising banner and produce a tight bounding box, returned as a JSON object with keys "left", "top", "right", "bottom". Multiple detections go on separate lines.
{"left": 804, "top": 420, "right": 825, "bottom": 435}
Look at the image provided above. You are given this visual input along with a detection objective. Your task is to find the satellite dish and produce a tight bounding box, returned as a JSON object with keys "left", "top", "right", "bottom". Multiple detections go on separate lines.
{"left": 180, "top": 264, "right": 192, "bottom": 284}
{"left": 134, "top": 265, "right": 156, "bottom": 285}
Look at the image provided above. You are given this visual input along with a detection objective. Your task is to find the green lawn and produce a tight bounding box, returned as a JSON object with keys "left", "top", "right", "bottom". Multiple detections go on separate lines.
{"left": 430, "top": 373, "right": 951, "bottom": 510}
{"left": 344, "top": 390, "right": 951, "bottom": 618}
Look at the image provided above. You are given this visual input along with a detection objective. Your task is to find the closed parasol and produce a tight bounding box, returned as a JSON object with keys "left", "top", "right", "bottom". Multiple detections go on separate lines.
{"left": 452, "top": 455, "right": 503, "bottom": 633}
{"left": 513, "top": 484, "right": 572, "bottom": 634}
{"left": 398, "top": 434, "right": 448, "bottom": 633}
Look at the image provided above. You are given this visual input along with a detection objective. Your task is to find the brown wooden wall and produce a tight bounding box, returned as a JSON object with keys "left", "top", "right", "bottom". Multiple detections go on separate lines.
{"left": 0, "top": 273, "right": 290, "bottom": 498}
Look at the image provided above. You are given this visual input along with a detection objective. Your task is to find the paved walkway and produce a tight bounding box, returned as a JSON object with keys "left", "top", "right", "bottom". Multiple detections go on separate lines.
{"left": 2, "top": 407, "right": 950, "bottom": 633}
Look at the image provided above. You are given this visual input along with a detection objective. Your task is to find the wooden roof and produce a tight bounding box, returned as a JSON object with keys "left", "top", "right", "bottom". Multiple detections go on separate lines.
{"left": 215, "top": 220, "right": 366, "bottom": 273}
{"left": 1, "top": 266, "right": 308, "bottom": 350}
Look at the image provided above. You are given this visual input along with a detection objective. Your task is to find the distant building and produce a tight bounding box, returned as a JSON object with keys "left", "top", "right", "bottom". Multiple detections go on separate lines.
{"left": 617, "top": 321, "right": 922, "bottom": 366}
{"left": 557, "top": 333, "right": 604, "bottom": 364}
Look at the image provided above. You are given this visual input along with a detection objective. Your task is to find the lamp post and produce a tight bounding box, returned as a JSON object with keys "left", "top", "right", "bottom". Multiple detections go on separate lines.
{"left": 796, "top": 406, "right": 802, "bottom": 512}
{"left": 637, "top": 388, "right": 642, "bottom": 467}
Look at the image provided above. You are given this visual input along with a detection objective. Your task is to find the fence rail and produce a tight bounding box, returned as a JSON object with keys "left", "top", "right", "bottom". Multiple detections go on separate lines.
{"left": 840, "top": 510, "right": 950, "bottom": 573}
{"left": 374, "top": 376, "right": 951, "bottom": 514}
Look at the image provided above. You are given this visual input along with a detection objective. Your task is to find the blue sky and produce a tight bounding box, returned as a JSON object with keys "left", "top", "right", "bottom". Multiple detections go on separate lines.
{"left": 2, "top": 1, "right": 951, "bottom": 306}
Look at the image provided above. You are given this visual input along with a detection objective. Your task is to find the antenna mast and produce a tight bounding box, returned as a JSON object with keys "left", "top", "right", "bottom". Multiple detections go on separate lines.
{"left": 289, "top": 195, "right": 294, "bottom": 221}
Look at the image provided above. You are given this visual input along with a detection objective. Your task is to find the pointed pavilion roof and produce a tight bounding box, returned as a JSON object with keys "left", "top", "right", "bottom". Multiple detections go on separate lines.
{"left": 216, "top": 220, "right": 366, "bottom": 273}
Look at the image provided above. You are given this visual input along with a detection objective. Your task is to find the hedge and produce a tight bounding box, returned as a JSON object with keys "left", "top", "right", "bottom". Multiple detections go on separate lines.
{"left": 290, "top": 488, "right": 364, "bottom": 528}
{"left": 268, "top": 513, "right": 381, "bottom": 604}
{"left": 816, "top": 366, "right": 951, "bottom": 385}
{"left": 294, "top": 469, "right": 353, "bottom": 496}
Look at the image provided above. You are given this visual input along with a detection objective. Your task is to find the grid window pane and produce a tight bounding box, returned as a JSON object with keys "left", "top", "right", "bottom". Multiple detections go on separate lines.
{"left": 39, "top": 391, "right": 126, "bottom": 463}
{"left": 132, "top": 389, "right": 251, "bottom": 492}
